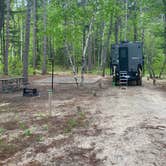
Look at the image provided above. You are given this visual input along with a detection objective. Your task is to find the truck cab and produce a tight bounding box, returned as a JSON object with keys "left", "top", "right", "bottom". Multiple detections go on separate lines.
{"left": 111, "top": 41, "right": 143, "bottom": 85}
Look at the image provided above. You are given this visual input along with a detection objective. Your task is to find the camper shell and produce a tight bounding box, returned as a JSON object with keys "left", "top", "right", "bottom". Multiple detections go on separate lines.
{"left": 111, "top": 41, "right": 143, "bottom": 85}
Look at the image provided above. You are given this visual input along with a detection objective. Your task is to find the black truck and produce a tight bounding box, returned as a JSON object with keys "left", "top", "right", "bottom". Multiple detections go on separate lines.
{"left": 111, "top": 41, "right": 143, "bottom": 86}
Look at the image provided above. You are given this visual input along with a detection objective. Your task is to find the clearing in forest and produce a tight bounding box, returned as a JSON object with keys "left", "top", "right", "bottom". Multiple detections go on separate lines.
{"left": 0, "top": 76, "right": 166, "bottom": 166}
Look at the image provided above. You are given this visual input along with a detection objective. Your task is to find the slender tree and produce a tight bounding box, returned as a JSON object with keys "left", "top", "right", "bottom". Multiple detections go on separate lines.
{"left": 115, "top": 17, "right": 119, "bottom": 44}
{"left": 0, "top": 0, "right": 5, "bottom": 33}
{"left": 159, "top": 0, "right": 166, "bottom": 77}
{"left": 124, "top": 0, "right": 128, "bottom": 41}
{"left": 81, "top": 15, "right": 95, "bottom": 85}
{"left": 132, "top": 0, "right": 138, "bottom": 41}
{"left": 33, "top": 0, "right": 37, "bottom": 74}
{"left": 4, "top": 0, "right": 10, "bottom": 75}
{"left": 42, "top": 0, "right": 47, "bottom": 75}
{"left": 101, "top": 17, "right": 113, "bottom": 77}
{"left": 0, "top": 0, "right": 5, "bottom": 65}
{"left": 88, "top": 36, "right": 92, "bottom": 71}
{"left": 23, "top": 0, "right": 32, "bottom": 85}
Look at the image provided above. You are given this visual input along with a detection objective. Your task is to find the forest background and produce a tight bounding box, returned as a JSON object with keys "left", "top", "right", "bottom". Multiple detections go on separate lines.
{"left": 0, "top": 0, "right": 166, "bottom": 82}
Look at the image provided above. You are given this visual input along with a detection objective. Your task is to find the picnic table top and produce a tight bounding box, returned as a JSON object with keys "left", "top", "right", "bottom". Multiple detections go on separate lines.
{"left": 0, "top": 77, "right": 24, "bottom": 81}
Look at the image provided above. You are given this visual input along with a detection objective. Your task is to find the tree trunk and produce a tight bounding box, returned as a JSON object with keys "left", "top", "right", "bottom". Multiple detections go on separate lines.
{"left": 88, "top": 36, "right": 92, "bottom": 71}
{"left": 101, "top": 17, "right": 113, "bottom": 77}
{"left": 134, "top": 23, "right": 138, "bottom": 41}
{"left": 23, "top": 0, "right": 32, "bottom": 85}
{"left": 0, "top": 0, "right": 5, "bottom": 33}
{"left": 115, "top": 17, "right": 119, "bottom": 44}
{"left": 33, "top": 0, "right": 37, "bottom": 74}
{"left": 93, "top": 35, "right": 96, "bottom": 66}
{"left": 0, "top": 0, "right": 5, "bottom": 62}
{"left": 147, "top": 53, "right": 156, "bottom": 78}
{"left": 159, "top": 0, "right": 166, "bottom": 78}
{"left": 124, "top": 0, "right": 128, "bottom": 41}
{"left": 159, "top": 59, "right": 166, "bottom": 78}
{"left": 4, "top": 0, "right": 10, "bottom": 75}
{"left": 97, "top": 22, "right": 105, "bottom": 72}
{"left": 42, "top": 0, "right": 47, "bottom": 75}
{"left": 133, "top": 1, "right": 138, "bottom": 41}
{"left": 2, "top": 23, "right": 5, "bottom": 63}
{"left": 119, "top": 18, "right": 123, "bottom": 42}
{"left": 100, "top": 22, "right": 106, "bottom": 68}
{"left": 65, "top": 43, "right": 78, "bottom": 87}
{"left": 81, "top": 14, "right": 95, "bottom": 85}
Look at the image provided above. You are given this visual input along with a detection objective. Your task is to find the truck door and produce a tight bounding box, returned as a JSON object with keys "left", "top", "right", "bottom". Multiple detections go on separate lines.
{"left": 119, "top": 47, "right": 128, "bottom": 71}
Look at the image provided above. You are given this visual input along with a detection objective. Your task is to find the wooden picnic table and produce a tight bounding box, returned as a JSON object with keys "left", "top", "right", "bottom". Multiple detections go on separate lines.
{"left": 0, "top": 77, "right": 24, "bottom": 92}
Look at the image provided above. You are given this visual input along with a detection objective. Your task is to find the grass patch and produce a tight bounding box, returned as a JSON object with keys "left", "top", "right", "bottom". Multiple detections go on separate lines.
{"left": 19, "top": 122, "right": 27, "bottom": 130}
{"left": 64, "top": 118, "right": 78, "bottom": 133}
{"left": 0, "top": 140, "right": 17, "bottom": 160}
{"left": 64, "top": 111, "right": 87, "bottom": 133}
{"left": 23, "top": 129, "right": 33, "bottom": 137}
{"left": 78, "top": 111, "right": 86, "bottom": 120}
{"left": 0, "top": 128, "right": 5, "bottom": 136}
{"left": 43, "top": 124, "right": 48, "bottom": 131}
{"left": 36, "top": 135, "right": 43, "bottom": 142}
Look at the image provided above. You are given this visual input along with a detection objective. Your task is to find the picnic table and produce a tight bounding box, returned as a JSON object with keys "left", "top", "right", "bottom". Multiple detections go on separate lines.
{"left": 0, "top": 77, "right": 24, "bottom": 92}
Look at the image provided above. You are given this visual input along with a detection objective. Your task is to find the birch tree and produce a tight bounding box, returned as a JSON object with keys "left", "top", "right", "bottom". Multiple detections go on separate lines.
{"left": 81, "top": 15, "right": 95, "bottom": 85}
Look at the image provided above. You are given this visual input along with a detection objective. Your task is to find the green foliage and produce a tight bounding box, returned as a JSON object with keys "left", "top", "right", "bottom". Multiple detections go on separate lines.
{"left": 8, "top": 56, "right": 22, "bottom": 75}
{"left": 0, "top": 64, "right": 3, "bottom": 75}
{"left": 78, "top": 111, "right": 86, "bottom": 120}
{"left": 144, "top": 29, "right": 165, "bottom": 76}
{"left": 0, "top": 128, "right": 5, "bottom": 136}
{"left": 19, "top": 122, "right": 27, "bottom": 130}
{"left": 28, "top": 67, "right": 35, "bottom": 75}
{"left": 0, "top": 0, "right": 165, "bottom": 77}
{"left": 36, "top": 135, "right": 43, "bottom": 142}
{"left": 64, "top": 118, "right": 78, "bottom": 133}
{"left": 64, "top": 109, "right": 87, "bottom": 133}
{"left": 43, "top": 124, "right": 48, "bottom": 131}
{"left": 23, "top": 129, "right": 32, "bottom": 137}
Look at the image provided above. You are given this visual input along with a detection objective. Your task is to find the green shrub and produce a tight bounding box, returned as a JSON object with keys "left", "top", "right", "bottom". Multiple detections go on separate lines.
{"left": 23, "top": 129, "right": 32, "bottom": 137}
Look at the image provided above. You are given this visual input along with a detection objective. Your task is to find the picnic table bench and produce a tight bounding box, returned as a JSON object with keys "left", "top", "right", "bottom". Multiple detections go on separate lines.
{"left": 0, "top": 77, "right": 24, "bottom": 92}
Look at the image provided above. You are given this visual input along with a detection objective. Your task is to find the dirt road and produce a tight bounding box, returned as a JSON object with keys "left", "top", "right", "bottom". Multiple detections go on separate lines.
{"left": 0, "top": 77, "right": 166, "bottom": 166}
{"left": 76, "top": 83, "right": 166, "bottom": 166}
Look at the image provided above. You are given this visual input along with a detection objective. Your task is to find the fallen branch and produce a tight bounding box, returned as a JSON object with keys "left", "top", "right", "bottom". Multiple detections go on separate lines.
{"left": 141, "top": 124, "right": 166, "bottom": 130}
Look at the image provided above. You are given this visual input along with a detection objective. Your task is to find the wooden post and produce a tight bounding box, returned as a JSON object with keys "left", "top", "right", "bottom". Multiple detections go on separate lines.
{"left": 153, "top": 78, "right": 156, "bottom": 85}
{"left": 48, "top": 89, "right": 53, "bottom": 116}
